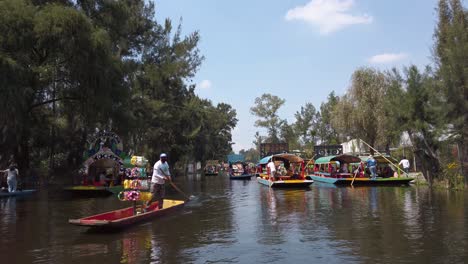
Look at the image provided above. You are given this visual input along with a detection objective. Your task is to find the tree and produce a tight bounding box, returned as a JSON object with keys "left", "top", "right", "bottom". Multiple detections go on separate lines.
{"left": 401, "top": 65, "right": 443, "bottom": 183}
{"left": 294, "top": 103, "right": 319, "bottom": 149}
{"left": 331, "top": 68, "right": 390, "bottom": 152}
{"left": 250, "top": 93, "right": 286, "bottom": 143}
{"left": 317, "top": 92, "right": 340, "bottom": 144}
{"left": 434, "top": 0, "right": 468, "bottom": 185}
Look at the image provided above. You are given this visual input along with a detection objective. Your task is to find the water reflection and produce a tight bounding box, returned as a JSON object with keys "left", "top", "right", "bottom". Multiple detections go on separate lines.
{"left": 0, "top": 177, "right": 467, "bottom": 263}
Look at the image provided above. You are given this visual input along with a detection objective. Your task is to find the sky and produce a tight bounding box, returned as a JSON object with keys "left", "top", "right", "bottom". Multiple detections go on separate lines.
{"left": 154, "top": 0, "right": 439, "bottom": 152}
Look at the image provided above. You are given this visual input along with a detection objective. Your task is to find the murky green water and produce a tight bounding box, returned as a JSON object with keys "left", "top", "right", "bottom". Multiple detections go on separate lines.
{"left": 1, "top": 174, "right": 467, "bottom": 263}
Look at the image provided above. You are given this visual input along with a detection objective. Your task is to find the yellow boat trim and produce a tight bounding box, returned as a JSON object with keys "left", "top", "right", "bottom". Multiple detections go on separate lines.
{"left": 65, "top": 186, "right": 107, "bottom": 191}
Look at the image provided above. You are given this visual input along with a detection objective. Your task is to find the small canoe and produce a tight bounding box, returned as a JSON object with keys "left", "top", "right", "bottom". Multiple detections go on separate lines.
{"left": 257, "top": 177, "right": 314, "bottom": 188}
{"left": 309, "top": 175, "right": 414, "bottom": 185}
{"left": 69, "top": 199, "right": 185, "bottom": 229}
{"left": 63, "top": 185, "right": 124, "bottom": 196}
{"left": 229, "top": 173, "right": 253, "bottom": 180}
{"left": 204, "top": 172, "right": 218, "bottom": 176}
{"left": 0, "top": 189, "right": 37, "bottom": 198}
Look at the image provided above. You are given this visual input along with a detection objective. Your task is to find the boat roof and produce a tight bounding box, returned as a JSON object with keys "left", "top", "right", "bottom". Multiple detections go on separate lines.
{"left": 227, "top": 154, "right": 245, "bottom": 164}
{"left": 315, "top": 154, "right": 362, "bottom": 164}
{"left": 258, "top": 153, "right": 304, "bottom": 164}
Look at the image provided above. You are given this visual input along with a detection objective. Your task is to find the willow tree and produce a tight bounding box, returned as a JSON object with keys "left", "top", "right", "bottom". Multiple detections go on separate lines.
{"left": 331, "top": 68, "right": 398, "bottom": 152}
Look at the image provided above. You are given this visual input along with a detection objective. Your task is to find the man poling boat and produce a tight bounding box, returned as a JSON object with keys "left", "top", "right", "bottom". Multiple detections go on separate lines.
{"left": 69, "top": 153, "right": 193, "bottom": 230}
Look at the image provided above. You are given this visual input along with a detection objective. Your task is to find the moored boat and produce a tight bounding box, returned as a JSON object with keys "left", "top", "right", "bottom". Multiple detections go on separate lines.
{"left": 0, "top": 189, "right": 37, "bottom": 198}
{"left": 309, "top": 154, "right": 414, "bottom": 185}
{"left": 256, "top": 153, "right": 313, "bottom": 188}
{"left": 64, "top": 131, "right": 127, "bottom": 196}
{"left": 69, "top": 199, "right": 185, "bottom": 229}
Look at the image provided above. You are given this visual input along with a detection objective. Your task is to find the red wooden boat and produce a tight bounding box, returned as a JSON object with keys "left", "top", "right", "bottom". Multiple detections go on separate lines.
{"left": 69, "top": 199, "right": 185, "bottom": 229}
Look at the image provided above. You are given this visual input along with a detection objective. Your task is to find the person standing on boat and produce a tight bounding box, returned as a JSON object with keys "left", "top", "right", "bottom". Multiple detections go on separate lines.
{"left": 1, "top": 164, "right": 19, "bottom": 192}
{"left": 367, "top": 155, "right": 377, "bottom": 180}
{"left": 150, "top": 153, "right": 171, "bottom": 209}
{"left": 398, "top": 156, "right": 410, "bottom": 176}
{"left": 267, "top": 160, "right": 277, "bottom": 181}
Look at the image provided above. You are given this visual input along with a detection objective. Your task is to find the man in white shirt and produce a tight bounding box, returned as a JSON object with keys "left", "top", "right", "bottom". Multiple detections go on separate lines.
{"left": 267, "top": 160, "right": 277, "bottom": 181}
{"left": 149, "top": 153, "right": 171, "bottom": 209}
{"left": 399, "top": 156, "right": 411, "bottom": 176}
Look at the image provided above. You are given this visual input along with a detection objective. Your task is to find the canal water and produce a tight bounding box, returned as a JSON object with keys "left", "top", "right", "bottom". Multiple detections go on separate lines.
{"left": 1, "top": 174, "right": 467, "bottom": 263}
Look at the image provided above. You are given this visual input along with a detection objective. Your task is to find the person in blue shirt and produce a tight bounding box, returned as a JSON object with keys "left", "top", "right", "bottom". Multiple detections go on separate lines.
{"left": 367, "top": 155, "right": 378, "bottom": 180}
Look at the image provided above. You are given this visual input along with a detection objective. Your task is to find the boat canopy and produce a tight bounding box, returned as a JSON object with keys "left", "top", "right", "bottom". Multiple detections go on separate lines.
{"left": 205, "top": 160, "right": 219, "bottom": 166}
{"left": 359, "top": 155, "right": 398, "bottom": 164}
{"left": 258, "top": 153, "right": 303, "bottom": 165}
{"left": 227, "top": 154, "right": 245, "bottom": 164}
{"left": 315, "top": 154, "right": 361, "bottom": 165}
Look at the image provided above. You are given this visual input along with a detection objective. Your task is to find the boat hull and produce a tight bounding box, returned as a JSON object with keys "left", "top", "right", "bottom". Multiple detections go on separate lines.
{"left": 309, "top": 175, "right": 414, "bottom": 185}
{"left": 69, "top": 199, "right": 185, "bottom": 230}
{"left": 0, "top": 189, "right": 37, "bottom": 198}
{"left": 204, "top": 172, "right": 218, "bottom": 176}
{"left": 229, "top": 174, "right": 253, "bottom": 180}
{"left": 257, "top": 177, "right": 314, "bottom": 188}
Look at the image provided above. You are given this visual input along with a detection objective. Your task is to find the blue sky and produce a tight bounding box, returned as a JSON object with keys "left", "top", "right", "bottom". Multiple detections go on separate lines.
{"left": 155, "top": 0, "right": 439, "bottom": 152}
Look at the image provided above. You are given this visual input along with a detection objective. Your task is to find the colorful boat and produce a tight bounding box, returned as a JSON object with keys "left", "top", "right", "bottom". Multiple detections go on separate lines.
{"left": 69, "top": 199, "right": 185, "bottom": 229}
{"left": 63, "top": 185, "right": 123, "bottom": 196}
{"left": 64, "top": 131, "right": 127, "bottom": 196}
{"left": 309, "top": 154, "right": 414, "bottom": 185}
{"left": 256, "top": 153, "right": 314, "bottom": 188}
{"left": 0, "top": 189, "right": 37, "bottom": 198}
{"left": 204, "top": 160, "right": 220, "bottom": 176}
{"left": 228, "top": 159, "right": 254, "bottom": 180}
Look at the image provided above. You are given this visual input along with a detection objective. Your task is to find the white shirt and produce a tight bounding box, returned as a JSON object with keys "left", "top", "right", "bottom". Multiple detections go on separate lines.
{"left": 3, "top": 169, "right": 18, "bottom": 180}
{"left": 267, "top": 161, "right": 276, "bottom": 173}
{"left": 152, "top": 160, "right": 170, "bottom": 184}
{"left": 399, "top": 159, "right": 410, "bottom": 169}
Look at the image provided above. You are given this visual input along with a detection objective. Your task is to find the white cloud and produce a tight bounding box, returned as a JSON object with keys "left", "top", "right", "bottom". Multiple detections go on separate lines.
{"left": 285, "top": 0, "right": 373, "bottom": 35}
{"left": 198, "top": 80, "right": 212, "bottom": 90}
{"left": 368, "top": 53, "right": 408, "bottom": 64}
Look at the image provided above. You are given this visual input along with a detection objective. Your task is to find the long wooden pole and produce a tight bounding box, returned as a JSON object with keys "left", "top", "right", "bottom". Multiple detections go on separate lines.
{"left": 350, "top": 163, "right": 361, "bottom": 186}
{"left": 169, "top": 180, "right": 191, "bottom": 201}
{"left": 359, "top": 139, "right": 407, "bottom": 177}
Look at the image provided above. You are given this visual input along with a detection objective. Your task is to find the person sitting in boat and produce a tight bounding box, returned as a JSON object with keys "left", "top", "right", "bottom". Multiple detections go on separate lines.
{"left": 99, "top": 171, "right": 109, "bottom": 186}
{"left": 1, "top": 164, "right": 19, "bottom": 193}
{"left": 340, "top": 163, "right": 349, "bottom": 173}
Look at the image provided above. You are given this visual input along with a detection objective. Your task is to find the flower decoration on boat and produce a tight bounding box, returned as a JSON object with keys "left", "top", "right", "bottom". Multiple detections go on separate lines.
{"left": 125, "top": 190, "right": 140, "bottom": 201}
{"left": 130, "top": 167, "right": 141, "bottom": 178}
{"left": 131, "top": 180, "right": 142, "bottom": 189}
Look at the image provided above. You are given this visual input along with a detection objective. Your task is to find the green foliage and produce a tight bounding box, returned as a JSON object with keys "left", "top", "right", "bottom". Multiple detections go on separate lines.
{"left": 0, "top": 0, "right": 237, "bottom": 177}
{"left": 434, "top": 0, "right": 468, "bottom": 184}
{"left": 250, "top": 93, "right": 286, "bottom": 143}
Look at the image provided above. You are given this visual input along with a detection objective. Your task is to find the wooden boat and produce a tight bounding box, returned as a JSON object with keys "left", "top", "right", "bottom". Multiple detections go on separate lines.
{"left": 63, "top": 185, "right": 123, "bottom": 196}
{"left": 0, "top": 189, "right": 37, "bottom": 198}
{"left": 229, "top": 173, "right": 253, "bottom": 180}
{"left": 69, "top": 199, "right": 185, "bottom": 229}
{"left": 256, "top": 153, "right": 314, "bottom": 188}
{"left": 228, "top": 159, "right": 254, "bottom": 180}
{"left": 309, "top": 154, "right": 414, "bottom": 185}
{"left": 204, "top": 160, "right": 220, "bottom": 176}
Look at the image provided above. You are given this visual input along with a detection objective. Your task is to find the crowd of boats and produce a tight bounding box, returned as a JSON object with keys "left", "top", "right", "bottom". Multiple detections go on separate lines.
{"left": 1, "top": 131, "right": 415, "bottom": 231}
